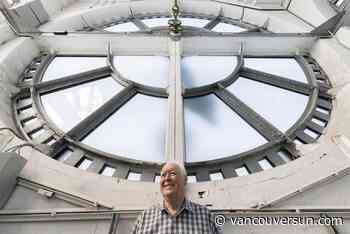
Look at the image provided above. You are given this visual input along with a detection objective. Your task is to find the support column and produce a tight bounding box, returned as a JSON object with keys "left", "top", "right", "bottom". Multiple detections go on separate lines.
{"left": 165, "top": 38, "right": 186, "bottom": 164}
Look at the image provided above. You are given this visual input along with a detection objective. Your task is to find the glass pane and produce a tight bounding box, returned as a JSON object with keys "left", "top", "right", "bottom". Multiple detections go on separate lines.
{"left": 105, "top": 22, "right": 139, "bottom": 32}
{"left": 180, "top": 18, "right": 210, "bottom": 27}
{"left": 244, "top": 58, "right": 308, "bottom": 83}
{"left": 235, "top": 166, "right": 249, "bottom": 176}
{"left": 77, "top": 157, "right": 93, "bottom": 170}
{"left": 42, "top": 57, "right": 107, "bottom": 82}
{"left": 41, "top": 78, "right": 123, "bottom": 132}
{"left": 82, "top": 94, "right": 167, "bottom": 162}
{"left": 127, "top": 172, "right": 141, "bottom": 181}
{"left": 187, "top": 175, "right": 197, "bottom": 183}
{"left": 182, "top": 56, "right": 237, "bottom": 88}
{"left": 209, "top": 172, "right": 224, "bottom": 181}
{"left": 113, "top": 56, "right": 169, "bottom": 87}
{"left": 57, "top": 150, "right": 72, "bottom": 162}
{"left": 311, "top": 117, "right": 326, "bottom": 127}
{"left": 185, "top": 95, "right": 267, "bottom": 162}
{"left": 154, "top": 175, "right": 161, "bottom": 183}
{"left": 258, "top": 159, "right": 273, "bottom": 170}
{"left": 101, "top": 166, "right": 116, "bottom": 176}
{"left": 278, "top": 151, "right": 291, "bottom": 162}
{"left": 142, "top": 18, "right": 171, "bottom": 27}
{"left": 212, "top": 23, "right": 245, "bottom": 33}
{"left": 227, "top": 78, "right": 309, "bottom": 132}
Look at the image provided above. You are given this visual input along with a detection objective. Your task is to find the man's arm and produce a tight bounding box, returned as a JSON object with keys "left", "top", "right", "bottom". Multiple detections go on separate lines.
{"left": 131, "top": 211, "right": 145, "bottom": 234}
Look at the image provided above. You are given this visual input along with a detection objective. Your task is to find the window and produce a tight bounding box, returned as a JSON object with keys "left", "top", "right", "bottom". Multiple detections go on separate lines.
{"left": 209, "top": 171, "right": 224, "bottom": 181}
{"left": 258, "top": 158, "right": 274, "bottom": 170}
{"left": 100, "top": 165, "right": 116, "bottom": 177}
{"left": 77, "top": 157, "right": 93, "bottom": 170}
{"left": 56, "top": 150, "right": 72, "bottom": 162}
{"left": 235, "top": 166, "right": 250, "bottom": 177}
{"left": 127, "top": 171, "right": 142, "bottom": 181}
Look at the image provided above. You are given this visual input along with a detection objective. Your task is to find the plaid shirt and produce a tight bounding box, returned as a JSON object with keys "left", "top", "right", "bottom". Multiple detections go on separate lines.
{"left": 132, "top": 199, "right": 222, "bottom": 234}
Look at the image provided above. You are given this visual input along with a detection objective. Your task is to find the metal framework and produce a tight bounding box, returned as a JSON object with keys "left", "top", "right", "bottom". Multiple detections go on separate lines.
{"left": 11, "top": 14, "right": 333, "bottom": 183}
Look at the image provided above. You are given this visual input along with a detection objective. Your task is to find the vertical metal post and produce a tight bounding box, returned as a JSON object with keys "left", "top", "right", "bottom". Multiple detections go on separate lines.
{"left": 165, "top": 38, "right": 186, "bottom": 164}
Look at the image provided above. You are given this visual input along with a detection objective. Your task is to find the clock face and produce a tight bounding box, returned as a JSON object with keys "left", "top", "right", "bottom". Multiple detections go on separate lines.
{"left": 13, "top": 14, "right": 332, "bottom": 182}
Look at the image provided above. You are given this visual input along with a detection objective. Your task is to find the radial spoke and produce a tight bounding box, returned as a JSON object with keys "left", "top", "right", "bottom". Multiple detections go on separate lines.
{"left": 215, "top": 87, "right": 284, "bottom": 142}
{"left": 66, "top": 85, "right": 137, "bottom": 141}
{"left": 240, "top": 67, "right": 314, "bottom": 95}
{"left": 35, "top": 66, "right": 112, "bottom": 95}
{"left": 132, "top": 18, "right": 152, "bottom": 32}
{"left": 203, "top": 17, "right": 221, "bottom": 30}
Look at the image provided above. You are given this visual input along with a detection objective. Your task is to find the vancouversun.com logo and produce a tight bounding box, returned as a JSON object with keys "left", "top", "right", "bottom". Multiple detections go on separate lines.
{"left": 215, "top": 215, "right": 344, "bottom": 226}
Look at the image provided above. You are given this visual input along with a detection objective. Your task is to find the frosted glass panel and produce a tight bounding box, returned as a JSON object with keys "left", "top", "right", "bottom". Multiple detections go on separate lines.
{"left": 188, "top": 175, "right": 197, "bottom": 183}
{"left": 182, "top": 56, "right": 237, "bottom": 88}
{"left": 244, "top": 58, "right": 308, "bottom": 83}
{"left": 41, "top": 78, "right": 123, "bottom": 132}
{"left": 82, "top": 95, "right": 167, "bottom": 162}
{"left": 113, "top": 56, "right": 169, "bottom": 87}
{"left": 101, "top": 166, "right": 116, "bottom": 176}
{"left": 142, "top": 18, "right": 171, "bottom": 27}
{"left": 258, "top": 159, "right": 273, "bottom": 170}
{"left": 235, "top": 167, "right": 249, "bottom": 176}
{"left": 127, "top": 172, "right": 142, "bottom": 181}
{"left": 210, "top": 172, "right": 224, "bottom": 181}
{"left": 180, "top": 18, "right": 210, "bottom": 27}
{"left": 185, "top": 95, "right": 267, "bottom": 162}
{"left": 212, "top": 23, "right": 245, "bottom": 33}
{"left": 57, "top": 150, "right": 72, "bottom": 162}
{"left": 105, "top": 22, "right": 139, "bottom": 32}
{"left": 42, "top": 57, "right": 107, "bottom": 82}
{"left": 228, "top": 78, "right": 309, "bottom": 132}
{"left": 78, "top": 158, "right": 92, "bottom": 170}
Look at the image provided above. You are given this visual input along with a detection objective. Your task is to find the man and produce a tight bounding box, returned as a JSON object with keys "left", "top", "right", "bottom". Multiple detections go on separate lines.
{"left": 132, "top": 161, "right": 222, "bottom": 233}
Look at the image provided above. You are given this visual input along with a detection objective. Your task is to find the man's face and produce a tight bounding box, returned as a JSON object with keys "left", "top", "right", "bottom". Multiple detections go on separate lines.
{"left": 160, "top": 163, "right": 185, "bottom": 198}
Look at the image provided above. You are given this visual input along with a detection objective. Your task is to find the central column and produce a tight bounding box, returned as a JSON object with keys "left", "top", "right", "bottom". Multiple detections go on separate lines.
{"left": 165, "top": 38, "right": 186, "bottom": 164}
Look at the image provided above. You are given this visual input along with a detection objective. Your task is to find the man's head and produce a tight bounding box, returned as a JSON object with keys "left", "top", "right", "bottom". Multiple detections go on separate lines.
{"left": 160, "top": 161, "right": 187, "bottom": 200}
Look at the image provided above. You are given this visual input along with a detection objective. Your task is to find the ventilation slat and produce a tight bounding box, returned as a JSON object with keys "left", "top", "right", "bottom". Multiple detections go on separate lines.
{"left": 23, "top": 121, "right": 43, "bottom": 135}
{"left": 63, "top": 149, "right": 85, "bottom": 166}
{"left": 267, "top": 153, "right": 286, "bottom": 166}
{"left": 306, "top": 121, "right": 324, "bottom": 134}
{"left": 86, "top": 158, "right": 104, "bottom": 173}
{"left": 35, "top": 130, "right": 55, "bottom": 144}
{"left": 245, "top": 160, "right": 262, "bottom": 173}
{"left": 314, "top": 110, "right": 329, "bottom": 122}
{"left": 296, "top": 130, "right": 315, "bottom": 144}
{"left": 317, "top": 99, "right": 331, "bottom": 110}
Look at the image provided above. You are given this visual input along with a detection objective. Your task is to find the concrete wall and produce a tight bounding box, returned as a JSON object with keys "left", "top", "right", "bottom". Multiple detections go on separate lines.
{"left": 0, "top": 38, "right": 39, "bottom": 131}
{"left": 288, "top": 0, "right": 337, "bottom": 27}
{"left": 38, "top": 0, "right": 313, "bottom": 33}
{"left": 40, "top": 0, "right": 78, "bottom": 18}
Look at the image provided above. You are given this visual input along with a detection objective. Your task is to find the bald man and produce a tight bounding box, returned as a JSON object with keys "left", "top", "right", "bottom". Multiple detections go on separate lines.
{"left": 132, "top": 161, "right": 222, "bottom": 233}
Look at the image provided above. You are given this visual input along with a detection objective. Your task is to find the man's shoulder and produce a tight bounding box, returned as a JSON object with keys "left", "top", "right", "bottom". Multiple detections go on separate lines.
{"left": 142, "top": 204, "right": 161, "bottom": 215}
{"left": 186, "top": 200, "right": 212, "bottom": 213}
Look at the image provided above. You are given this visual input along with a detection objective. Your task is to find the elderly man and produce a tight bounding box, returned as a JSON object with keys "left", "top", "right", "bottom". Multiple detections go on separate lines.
{"left": 132, "top": 161, "right": 222, "bottom": 233}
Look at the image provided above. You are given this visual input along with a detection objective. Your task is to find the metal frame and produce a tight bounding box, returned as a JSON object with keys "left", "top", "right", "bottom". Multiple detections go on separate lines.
{"left": 11, "top": 11, "right": 332, "bottom": 182}
{"left": 12, "top": 50, "right": 333, "bottom": 182}
{"left": 81, "top": 12, "right": 265, "bottom": 35}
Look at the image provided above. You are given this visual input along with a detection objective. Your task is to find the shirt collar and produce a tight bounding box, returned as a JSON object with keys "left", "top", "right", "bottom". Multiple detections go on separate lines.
{"left": 160, "top": 198, "right": 194, "bottom": 215}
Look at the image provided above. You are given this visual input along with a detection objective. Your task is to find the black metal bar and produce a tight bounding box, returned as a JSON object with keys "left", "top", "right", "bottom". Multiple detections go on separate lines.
{"left": 215, "top": 88, "right": 284, "bottom": 142}
{"left": 36, "top": 66, "right": 112, "bottom": 95}
{"left": 132, "top": 18, "right": 152, "bottom": 32}
{"left": 203, "top": 16, "right": 221, "bottom": 30}
{"left": 240, "top": 67, "right": 314, "bottom": 95}
{"left": 306, "top": 121, "right": 324, "bottom": 135}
